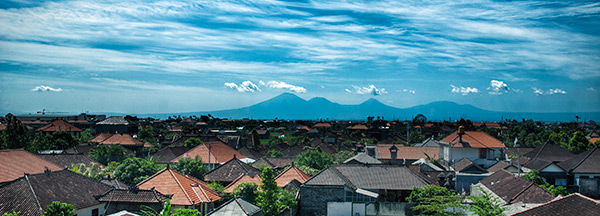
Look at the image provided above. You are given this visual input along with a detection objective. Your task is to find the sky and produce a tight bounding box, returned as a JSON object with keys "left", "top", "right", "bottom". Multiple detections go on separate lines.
{"left": 0, "top": 0, "right": 599, "bottom": 115}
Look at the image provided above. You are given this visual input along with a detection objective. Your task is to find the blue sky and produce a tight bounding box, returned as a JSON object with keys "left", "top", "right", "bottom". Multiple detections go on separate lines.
{"left": 0, "top": 0, "right": 599, "bottom": 115}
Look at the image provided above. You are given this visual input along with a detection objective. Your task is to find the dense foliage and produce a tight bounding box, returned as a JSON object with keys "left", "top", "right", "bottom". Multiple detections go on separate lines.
{"left": 183, "top": 137, "right": 203, "bottom": 148}
{"left": 265, "top": 150, "right": 283, "bottom": 158}
{"left": 469, "top": 187, "right": 506, "bottom": 216}
{"left": 172, "top": 156, "right": 208, "bottom": 180}
{"left": 233, "top": 182, "right": 259, "bottom": 203}
{"left": 296, "top": 146, "right": 334, "bottom": 171}
{"left": 408, "top": 185, "right": 465, "bottom": 216}
{"left": 43, "top": 201, "right": 75, "bottom": 216}
{"left": 113, "top": 157, "right": 160, "bottom": 185}
{"left": 256, "top": 167, "right": 297, "bottom": 216}
{"left": 0, "top": 114, "right": 32, "bottom": 150}
{"left": 523, "top": 170, "right": 569, "bottom": 196}
{"left": 89, "top": 144, "right": 129, "bottom": 165}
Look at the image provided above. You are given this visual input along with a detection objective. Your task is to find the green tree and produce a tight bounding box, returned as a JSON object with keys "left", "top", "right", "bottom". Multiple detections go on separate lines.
{"left": 68, "top": 162, "right": 116, "bottom": 180}
{"left": 43, "top": 201, "right": 75, "bottom": 216}
{"left": 140, "top": 198, "right": 171, "bottom": 216}
{"left": 469, "top": 187, "right": 506, "bottom": 216}
{"left": 2, "top": 210, "right": 21, "bottom": 216}
{"left": 288, "top": 136, "right": 311, "bottom": 146}
{"left": 523, "top": 170, "right": 569, "bottom": 196}
{"left": 138, "top": 125, "right": 157, "bottom": 144}
{"left": 233, "top": 182, "right": 259, "bottom": 203}
{"left": 0, "top": 113, "right": 32, "bottom": 150}
{"left": 568, "top": 131, "right": 591, "bottom": 153}
{"left": 78, "top": 129, "right": 94, "bottom": 144}
{"left": 184, "top": 137, "right": 203, "bottom": 148}
{"left": 265, "top": 150, "right": 283, "bottom": 158}
{"left": 408, "top": 132, "right": 426, "bottom": 144}
{"left": 172, "top": 209, "right": 202, "bottom": 216}
{"left": 277, "top": 189, "right": 297, "bottom": 211}
{"left": 257, "top": 167, "right": 279, "bottom": 216}
{"left": 209, "top": 182, "right": 225, "bottom": 194}
{"left": 358, "top": 138, "right": 377, "bottom": 145}
{"left": 172, "top": 156, "right": 208, "bottom": 180}
{"left": 333, "top": 150, "right": 354, "bottom": 164}
{"left": 89, "top": 145, "right": 128, "bottom": 165}
{"left": 31, "top": 131, "right": 78, "bottom": 152}
{"left": 412, "top": 114, "right": 427, "bottom": 127}
{"left": 407, "top": 185, "right": 465, "bottom": 216}
{"left": 548, "top": 131, "right": 570, "bottom": 149}
{"left": 113, "top": 157, "right": 159, "bottom": 185}
{"left": 296, "top": 147, "right": 334, "bottom": 171}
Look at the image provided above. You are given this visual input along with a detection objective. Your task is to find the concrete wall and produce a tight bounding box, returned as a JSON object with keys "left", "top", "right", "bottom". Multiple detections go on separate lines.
{"left": 326, "top": 202, "right": 353, "bottom": 216}
{"left": 299, "top": 185, "right": 345, "bottom": 216}
{"left": 579, "top": 177, "right": 600, "bottom": 198}
{"left": 76, "top": 204, "right": 105, "bottom": 216}
{"left": 104, "top": 202, "right": 163, "bottom": 215}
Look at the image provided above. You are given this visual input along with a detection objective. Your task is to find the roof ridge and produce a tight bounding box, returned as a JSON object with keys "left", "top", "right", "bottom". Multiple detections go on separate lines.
{"left": 25, "top": 175, "right": 44, "bottom": 215}
{"left": 533, "top": 141, "right": 549, "bottom": 159}
{"left": 570, "top": 146, "right": 598, "bottom": 172}
{"left": 464, "top": 132, "right": 489, "bottom": 148}
{"left": 509, "top": 181, "right": 535, "bottom": 204}
{"left": 168, "top": 168, "right": 195, "bottom": 205}
{"left": 330, "top": 166, "right": 356, "bottom": 190}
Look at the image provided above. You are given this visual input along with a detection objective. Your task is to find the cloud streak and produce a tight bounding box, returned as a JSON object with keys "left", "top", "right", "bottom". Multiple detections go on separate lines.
{"left": 31, "top": 85, "right": 63, "bottom": 92}
{"left": 451, "top": 85, "right": 479, "bottom": 95}
{"left": 532, "top": 87, "right": 567, "bottom": 95}
{"left": 260, "top": 80, "right": 307, "bottom": 93}
{"left": 224, "top": 81, "right": 260, "bottom": 92}
{"left": 346, "top": 85, "right": 387, "bottom": 95}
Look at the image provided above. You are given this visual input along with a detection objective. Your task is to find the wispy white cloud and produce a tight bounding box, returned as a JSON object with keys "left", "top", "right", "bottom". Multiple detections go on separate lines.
{"left": 346, "top": 85, "right": 387, "bottom": 95}
{"left": 532, "top": 87, "right": 567, "bottom": 95}
{"left": 487, "top": 80, "right": 511, "bottom": 95}
{"left": 588, "top": 87, "right": 597, "bottom": 92}
{"left": 31, "top": 85, "right": 63, "bottom": 92}
{"left": 451, "top": 85, "right": 479, "bottom": 95}
{"left": 259, "top": 80, "right": 306, "bottom": 93}
{"left": 224, "top": 81, "right": 260, "bottom": 92}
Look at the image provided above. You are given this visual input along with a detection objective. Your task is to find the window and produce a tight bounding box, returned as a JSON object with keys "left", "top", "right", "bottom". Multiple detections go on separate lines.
{"left": 92, "top": 208, "right": 99, "bottom": 216}
{"left": 478, "top": 149, "right": 487, "bottom": 159}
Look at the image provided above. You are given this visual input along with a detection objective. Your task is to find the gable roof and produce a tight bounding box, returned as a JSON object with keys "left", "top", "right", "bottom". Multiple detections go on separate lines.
{"left": 0, "top": 170, "right": 112, "bottom": 216}
{"left": 441, "top": 131, "right": 505, "bottom": 148}
{"left": 172, "top": 141, "right": 247, "bottom": 164}
{"left": 252, "top": 157, "right": 297, "bottom": 169}
{"left": 36, "top": 154, "right": 97, "bottom": 168}
{"left": 347, "top": 124, "right": 368, "bottom": 130}
{"left": 207, "top": 198, "right": 262, "bottom": 216}
{"left": 512, "top": 193, "right": 600, "bottom": 216}
{"left": 137, "top": 167, "right": 220, "bottom": 206}
{"left": 97, "top": 188, "right": 167, "bottom": 203}
{"left": 479, "top": 170, "right": 555, "bottom": 204}
{"left": 523, "top": 141, "right": 574, "bottom": 163}
{"left": 343, "top": 152, "right": 382, "bottom": 164}
{"left": 89, "top": 132, "right": 113, "bottom": 143}
{"left": 487, "top": 161, "right": 513, "bottom": 173}
{"left": 313, "top": 123, "right": 332, "bottom": 127}
{"left": 100, "top": 134, "right": 143, "bottom": 146}
{"left": 96, "top": 116, "right": 134, "bottom": 125}
{"left": 153, "top": 146, "right": 190, "bottom": 164}
{"left": 558, "top": 146, "right": 600, "bottom": 174}
{"left": 523, "top": 158, "right": 560, "bottom": 171}
{"left": 0, "top": 149, "right": 63, "bottom": 183}
{"left": 224, "top": 174, "right": 262, "bottom": 193}
{"left": 376, "top": 145, "right": 439, "bottom": 160}
{"left": 452, "top": 158, "right": 486, "bottom": 173}
{"left": 35, "top": 120, "right": 82, "bottom": 132}
{"left": 274, "top": 164, "right": 310, "bottom": 187}
{"left": 304, "top": 164, "right": 428, "bottom": 190}
{"left": 203, "top": 157, "right": 261, "bottom": 183}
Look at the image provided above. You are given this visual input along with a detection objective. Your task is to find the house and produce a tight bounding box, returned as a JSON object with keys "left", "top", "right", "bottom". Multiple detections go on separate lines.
{"left": 376, "top": 145, "right": 439, "bottom": 165}
{"left": 35, "top": 119, "right": 83, "bottom": 136}
{"left": 440, "top": 126, "right": 506, "bottom": 168}
{"left": 452, "top": 158, "right": 488, "bottom": 193}
{"left": 95, "top": 116, "right": 138, "bottom": 134}
{"left": 96, "top": 187, "right": 168, "bottom": 214}
{"left": 0, "top": 170, "right": 113, "bottom": 216}
{"left": 299, "top": 164, "right": 428, "bottom": 216}
{"left": 0, "top": 149, "right": 62, "bottom": 183}
{"left": 206, "top": 198, "right": 263, "bottom": 216}
{"left": 471, "top": 170, "right": 556, "bottom": 215}
{"left": 171, "top": 141, "right": 252, "bottom": 167}
{"left": 137, "top": 167, "right": 221, "bottom": 214}
{"left": 522, "top": 141, "right": 574, "bottom": 186}
{"left": 203, "top": 156, "right": 261, "bottom": 185}
{"left": 251, "top": 157, "right": 297, "bottom": 172}
{"left": 486, "top": 160, "right": 529, "bottom": 175}
{"left": 89, "top": 132, "right": 113, "bottom": 143}
{"left": 37, "top": 153, "right": 98, "bottom": 168}
{"left": 98, "top": 134, "right": 144, "bottom": 152}
{"left": 224, "top": 174, "right": 262, "bottom": 193}
{"left": 511, "top": 193, "right": 600, "bottom": 216}
{"left": 274, "top": 163, "right": 310, "bottom": 188}
{"left": 343, "top": 152, "right": 382, "bottom": 164}
{"left": 558, "top": 146, "right": 600, "bottom": 198}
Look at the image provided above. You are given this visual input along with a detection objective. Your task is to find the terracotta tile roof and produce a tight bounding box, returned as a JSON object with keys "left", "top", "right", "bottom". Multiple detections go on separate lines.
{"left": 511, "top": 193, "right": 600, "bottom": 216}
{"left": 313, "top": 123, "right": 332, "bottom": 127}
{"left": 274, "top": 164, "right": 310, "bottom": 187}
{"left": 0, "top": 170, "right": 113, "bottom": 216}
{"left": 0, "top": 149, "right": 63, "bottom": 183}
{"left": 523, "top": 141, "right": 574, "bottom": 163}
{"left": 0, "top": 124, "right": 5, "bottom": 130}
{"left": 376, "top": 145, "right": 439, "bottom": 160}
{"left": 203, "top": 157, "right": 261, "bottom": 183}
{"left": 37, "top": 154, "right": 97, "bottom": 168}
{"left": 347, "top": 124, "right": 368, "bottom": 130}
{"left": 97, "top": 188, "right": 167, "bottom": 203}
{"left": 89, "top": 132, "right": 113, "bottom": 143}
{"left": 441, "top": 131, "right": 505, "bottom": 148}
{"left": 143, "top": 142, "right": 155, "bottom": 148}
{"left": 172, "top": 141, "right": 247, "bottom": 164}
{"left": 35, "top": 120, "right": 82, "bottom": 132}
{"left": 297, "top": 126, "right": 311, "bottom": 131}
{"left": 558, "top": 146, "right": 600, "bottom": 174}
{"left": 100, "top": 134, "right": 143, "bottom": 146}
{"left": 479, "top": 170, "right": 555, "bottom": 204}
{"left": 589, "top": 137, "right": 599, "bottom": 144}
{"left": 224, "top": 174, "right": 262, "bottom": 193}
{"left": 137, "top": 167, "right": 220, "bottom": 206}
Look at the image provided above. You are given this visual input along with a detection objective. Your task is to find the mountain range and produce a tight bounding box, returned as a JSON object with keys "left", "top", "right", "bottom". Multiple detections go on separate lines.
{"left": 141, "top": 93, "right": 600, "bottom": 122}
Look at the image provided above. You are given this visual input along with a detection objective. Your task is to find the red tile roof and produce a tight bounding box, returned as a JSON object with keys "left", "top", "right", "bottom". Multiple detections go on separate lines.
{"left": 0, "top": 124, "right": 6, "bottom": 131}
{"left": 348, "top": 124, "right": 368, "bottom": 130}
{"left": 35, "top": 120, "right": 82, "bottom": 132}
{"left": 89, "top": 132, "right": 113, "bottom": 143}
{"left": 100, "top": 134, "right": 143, "bottom": 146}
{"left": 589, "top": 137, "right": 599, "bottom": 144}
{"left": 274, "top": 164, "right": 310, "bottom": 187}
{"left": 137, "top": 167, "right": 220, "bottom": 205}
{"left": 172, "top": 141, "right": 247, "bottom": 164}
{"left": 313, "top": 123, "right": 332, "bottom": 127}
{"left": 0, "top": 149, "right": 63, "bottom": 182}
{"left": 376, "top": 145, "right": 439, "bottom": 160}
{"left": 441, "top": 131, "right": 505, "bottom": 148}
{"left": 223, "top": 174, "right": 262, "bottom": 193}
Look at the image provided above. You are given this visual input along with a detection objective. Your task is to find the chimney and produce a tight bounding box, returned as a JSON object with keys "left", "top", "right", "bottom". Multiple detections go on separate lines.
{"left": 458, "top": 126, "right": 465, "bottom": 144}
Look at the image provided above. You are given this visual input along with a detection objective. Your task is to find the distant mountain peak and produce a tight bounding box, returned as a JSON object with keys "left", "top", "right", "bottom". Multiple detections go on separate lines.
{"left": 360, "top": 98, "right": 384, "bottom": 105}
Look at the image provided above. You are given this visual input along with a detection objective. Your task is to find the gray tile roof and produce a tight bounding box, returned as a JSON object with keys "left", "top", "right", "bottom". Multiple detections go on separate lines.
{"left": 207, "top": 198, "right": 263, "bottom": 216}
{"left": 37, "top": 154, "right": 98, "bottom": 168}
{"left": 513, "top": 193, "right": 600, "bottom": 216}
{"left": 96, "top": 116, "right": 134, "bottom": 125}
{"left": 343, "top": 152, "right": 382, "bottom": 164}
{"left": 558, "top": 146, "right": 600, "bottom": 174}
{"left": 524, "top": 141, "right": 574, "bottom": 163}
{"left": 305, "top": 164, "right": 428, "bottom": 190}
{"left": 97, "top": 188, "right": 167, "bottom": 203}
